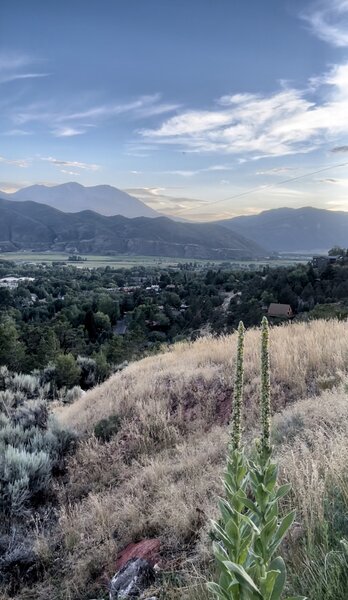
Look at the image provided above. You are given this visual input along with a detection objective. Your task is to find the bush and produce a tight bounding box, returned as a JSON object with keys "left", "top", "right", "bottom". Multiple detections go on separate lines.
{"left": 55, "top": 354, "right": 81, "bottom": 389}
{"left": 94, "top": 414, "right": 122, "bottom": 442}
{"left": 0, "top": 446, "right": 51, "bottom": 516}
{"left": 0, "top": 371, "right": 76, "bottom": 517}
{"left": 63, "top": 385, "right": 84, "bottom": 404}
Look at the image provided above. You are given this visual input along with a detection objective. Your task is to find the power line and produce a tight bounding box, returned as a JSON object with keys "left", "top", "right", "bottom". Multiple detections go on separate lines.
{"left": 176, "top": 159, "right": 348, "bottom": 216}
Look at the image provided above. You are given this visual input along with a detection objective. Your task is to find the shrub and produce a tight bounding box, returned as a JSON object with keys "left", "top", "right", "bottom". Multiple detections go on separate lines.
{"left": 0, "top": 446, "right": 51, "bottom": 516}
{"left": 94, "top": 414, "right": 122, "bottom": 442}
{"left": 0, "top": 372, "right": 76, "bottom": 517}
{"left": 77, "top": 356, "right": 97, "bottom": 389}
{"left": 63, "top": 385, "right": 84, "bottom": 404}
{"left": 54, "top": 354, "right": 81, "bottom": 389}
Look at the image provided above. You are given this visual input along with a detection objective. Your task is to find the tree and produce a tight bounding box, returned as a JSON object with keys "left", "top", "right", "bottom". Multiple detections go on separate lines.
{"left": 328, "top": 246, "right": 346, "bottom": 257}
{"left": 54, "top": 353, "right": 81, "bottom": 389}
{"left": 0, "top": 317, "right": 26, "bottom": 371}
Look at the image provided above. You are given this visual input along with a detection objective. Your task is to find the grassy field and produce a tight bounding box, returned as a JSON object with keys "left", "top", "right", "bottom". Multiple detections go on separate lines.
{"left": 0, "top": 251, "right": 308, "bottom": 269}
{"left": 51, "top": 319, "right": 348, "bottom": 600}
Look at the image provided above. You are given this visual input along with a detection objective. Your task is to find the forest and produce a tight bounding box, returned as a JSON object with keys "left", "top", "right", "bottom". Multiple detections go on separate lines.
{"left": 1, "top": 254, "right": 348, "bottom": 397}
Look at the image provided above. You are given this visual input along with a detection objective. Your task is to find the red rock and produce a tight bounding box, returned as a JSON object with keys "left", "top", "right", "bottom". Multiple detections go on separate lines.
{"left": 116, "top": 539, "right": 161, "bottom": 570}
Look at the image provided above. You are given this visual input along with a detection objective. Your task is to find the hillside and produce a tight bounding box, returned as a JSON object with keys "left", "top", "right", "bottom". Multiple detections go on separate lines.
{"left": 218, "top": 206, "right": 348, "bottom": 253}
{"left": 52, "top": 319, "right": 348, "bottom": 600}
{"left": 1, "top": 182, "right": 161, "bottom": 218}
{"left": 0, "top": 197, "right": 265, "bottom": 259}
{"left": 0, "top": 319, "right": 348, "bottom": 599}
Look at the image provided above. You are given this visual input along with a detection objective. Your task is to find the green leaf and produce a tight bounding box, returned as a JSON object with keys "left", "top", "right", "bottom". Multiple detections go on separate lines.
{"left": 212, "top": 541, "right": 229, "bottom": 564}
{"left": 223, "top": 561, "right": 263, "bottom": 598}
{"left": 260, "top": 569, "right": 280, "bottom": 598}
{"left": 206, "top": 581, "right": 231, "bottom": 599}
{"left": 274, "top": 483, "right": 291, "bottom": 500}
{"left": 237, "top": 493, "right": 260, "bottom": 517}
{"left": 226, "top": 517, "right": 240, "bottom": 543}
{"left": 261, "top": 516, "right": 278, "bottom": 546}
{"left": 240, "top": 512, "right": 261, "bottom": 535}
{"left": 219, "top": 498, "right": 234, "bottom": 524}
{"left": 269, "top": 556, "right": 286, "bottom": 600}
{"left": 271, "top": 510, "right": 296, "bottom": 552}
{"left": 284, "top": 597, "right": 308, "bottom": 600}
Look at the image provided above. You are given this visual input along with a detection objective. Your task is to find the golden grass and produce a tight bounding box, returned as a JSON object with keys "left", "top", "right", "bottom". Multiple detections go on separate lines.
{"left": 12, "top": 319, "right": 348, "bottom": 599}
{"left": 58, "top": 319, "right": 348, "bottom": 435}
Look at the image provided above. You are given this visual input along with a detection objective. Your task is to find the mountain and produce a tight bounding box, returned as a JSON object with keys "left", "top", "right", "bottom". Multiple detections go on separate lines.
{"left": 1, "top": 182, "right": 160, "bottom": 218}
{"left": 0, "top": 197, "right": 265, "bottom": 259}
{"left": 217, "top": 207, "right": 348, "bottom": 253}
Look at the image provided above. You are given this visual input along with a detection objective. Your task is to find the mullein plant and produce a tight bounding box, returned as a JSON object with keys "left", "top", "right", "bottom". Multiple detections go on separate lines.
{"left": 208, "top": 318, "right": 306, "bottom": 600}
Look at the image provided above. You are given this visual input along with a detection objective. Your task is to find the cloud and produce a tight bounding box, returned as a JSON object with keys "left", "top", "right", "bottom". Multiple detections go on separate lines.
{"left": 2, "top": 129, "right": 31, "bottom": 136}
{"left": 256, "top": 167, "right": 296, "bottom": 175}
{"left": 139, "top": 62, "right": 348, "bottom": 158}
{"left": 10, "top": 94, "right": 179, "bottom": 138}
{"left": 303, "top": 0, "right": 348, "bottom": 47}
{"left": 0, "top": 52, "right": 48, "bottom": 85}
{"left": 0, "top": 72, "right": 49, "bottom": 84}
{"left": 41, "top": 157, "right": 100, "bottom": 171}
{"left": 331, "top": 145, "right": 348, "bottom": 153}
{"left": 52, "top": 126, "right": 85, "bottom": 137}
{"left": 162, "top": 164, "right": 233, "bottom": 177}
{"left": 124, "top": 186, "right": 206, "bottom": 215}
{"left": 0, "top": 53, "right": 32, "bottom": 71}
{"left": 0, "top": 156, "right": 30, "bottom": 168}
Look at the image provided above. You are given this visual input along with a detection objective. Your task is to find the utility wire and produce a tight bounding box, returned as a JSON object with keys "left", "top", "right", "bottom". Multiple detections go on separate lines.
{"left": 176, "top": 159, "right": 348, "bottom": 216}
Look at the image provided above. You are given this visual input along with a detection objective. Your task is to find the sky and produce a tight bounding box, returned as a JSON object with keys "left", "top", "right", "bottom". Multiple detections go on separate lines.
{"left": 1, "top": 0, "right": 348, "bottom": 220}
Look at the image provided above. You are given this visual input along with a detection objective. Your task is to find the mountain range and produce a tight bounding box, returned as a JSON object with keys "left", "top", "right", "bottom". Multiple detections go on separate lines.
{"left": 218, "top": 207, "right": 348, "bottom": 253}
{"left": 0, "top": 197, "right": 265, "bottom": 259}
{"left": 1, "top": 182, "right": 160, "bottom": 218}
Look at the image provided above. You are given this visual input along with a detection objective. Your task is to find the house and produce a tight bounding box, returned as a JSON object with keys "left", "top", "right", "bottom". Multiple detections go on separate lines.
{"left": 0, "top": 276, "right": 35, "bottom": 289}
{"left": 267, "top": 303, "right": 294, "bottom": 320}
{"left": 312, "top": 255, "right": 341, "bottom": 269}
{"left": 113, "top": 318, "right": 128, "bottom": 336}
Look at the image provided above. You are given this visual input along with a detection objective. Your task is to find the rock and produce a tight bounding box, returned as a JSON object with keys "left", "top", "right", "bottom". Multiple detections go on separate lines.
{"left": 116, "top": 539, "right": 161, "bottom": 570}
{"left": 109, "top": 558, "right": 156, "bottom": 599}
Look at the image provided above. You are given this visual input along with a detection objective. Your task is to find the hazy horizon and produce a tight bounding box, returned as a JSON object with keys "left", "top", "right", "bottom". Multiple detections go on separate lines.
{"left": 1, "top": 0, "right": 348, "bottom": 220}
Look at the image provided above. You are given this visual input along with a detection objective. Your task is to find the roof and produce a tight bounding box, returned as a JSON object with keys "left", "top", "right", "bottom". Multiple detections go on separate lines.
{"left": 268, "top": 303, "right": 293, "bottom": 318}
{"left": 113, "top": 319, "right": 128, "bottom": 335}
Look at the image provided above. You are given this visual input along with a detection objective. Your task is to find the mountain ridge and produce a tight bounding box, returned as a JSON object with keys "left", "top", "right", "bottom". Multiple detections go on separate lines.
{"left": 0, "top": 197, "right": 265, "bottom": 259}
{"left": 1, "top": 182, "right": 161, "bottom": 219}
{"left": 217, "top": 206, "right": 348, "bottom": 252}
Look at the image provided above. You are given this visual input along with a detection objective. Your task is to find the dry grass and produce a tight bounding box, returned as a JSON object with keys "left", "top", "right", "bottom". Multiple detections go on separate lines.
{"left": 58, "top": 319, "right": 348, "bottom": 435}
{"left": 6, "top": 319, "right": 348, "bottom": 599}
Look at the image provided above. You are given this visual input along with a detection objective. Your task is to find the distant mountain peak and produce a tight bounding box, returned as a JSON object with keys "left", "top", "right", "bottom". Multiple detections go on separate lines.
{"left": 5, "top": 182, "right": 161, "bottom": 219}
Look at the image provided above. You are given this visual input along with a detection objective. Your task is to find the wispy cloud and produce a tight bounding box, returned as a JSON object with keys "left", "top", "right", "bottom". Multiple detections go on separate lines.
{"left": 52, "top": 126, "right": 86, "bottom": 137}
{"left": 256, "top": 167, "right": 296, "bottom": 175}
{"left": 11, "top": 94, "right": 180, "bottom": 137}
{"left": 0, "top": 155, "right": 30, "bottom": 168}
{"left": 303, "top": 0, "right": 348, "bottom": 47}
{"left": 0, "top": 52, "right": 48, "bottom": 85}
{"left": 162, "top": 164, "right": 233, "bottom": 177}
{"left": 139, "top": 61, "right": 348, "bottom": 158}
{"left": 332, "top": 145, "right": 348, "bottom": 153}
{"left": 41, "top": 157, "right": 100, "bottom": 171}
{"left": 0, "top": 53, "right": 32, "bottom": 71}
{"left": 2, "top": 129, "right": 31, "bottom": 136}
{"left": 0, "top": 72, "right": 49, "bottom": 84}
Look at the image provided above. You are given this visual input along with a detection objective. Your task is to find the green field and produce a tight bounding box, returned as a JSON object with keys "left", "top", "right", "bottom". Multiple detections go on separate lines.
{"left": 0, "top": 251, "right": 308, "bottom": 269}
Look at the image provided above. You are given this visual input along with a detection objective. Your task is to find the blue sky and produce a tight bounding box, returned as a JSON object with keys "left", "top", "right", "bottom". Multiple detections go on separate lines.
{"left": 1, "top": 0, "right": 348, "bottom": 220}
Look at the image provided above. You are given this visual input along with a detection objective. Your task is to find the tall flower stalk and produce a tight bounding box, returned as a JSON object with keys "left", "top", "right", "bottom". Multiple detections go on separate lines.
{"left": 260, "top": 316, "right": 271, "bottom": 455}
{"left": 208, "top": 319, "right": 306, "bottom": 600}
{"left": 231, "top": 321, "right": 245, "bottom": 451}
